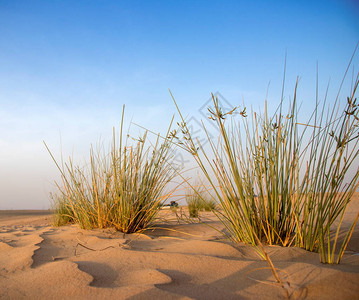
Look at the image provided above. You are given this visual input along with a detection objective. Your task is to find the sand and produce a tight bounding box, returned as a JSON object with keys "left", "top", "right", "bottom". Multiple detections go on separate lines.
{"left": 0, "top": 195, "right": 358, "bottom": 299}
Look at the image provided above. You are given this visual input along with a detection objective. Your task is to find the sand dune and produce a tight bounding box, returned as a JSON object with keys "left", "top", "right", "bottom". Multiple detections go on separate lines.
{"left": 0, "top": 196, "right": 358, "bottom": 299}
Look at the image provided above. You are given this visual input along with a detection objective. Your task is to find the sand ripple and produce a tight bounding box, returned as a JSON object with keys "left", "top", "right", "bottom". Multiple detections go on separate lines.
{"left": 0, "top": 205, "right": 359, "bottom": 299}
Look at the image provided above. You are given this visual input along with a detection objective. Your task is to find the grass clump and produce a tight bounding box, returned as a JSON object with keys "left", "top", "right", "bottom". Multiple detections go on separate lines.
{"left": 298, "top": 75, "right": 359, "bottom": 263}
{"left": 171, "top": 62, "right": 359, "bottom": 265}
{"left": 50, "top": 193, "right": 75, "bottom": 226}
{"left": 46, "top": 106, "right": 177, "bottom": 234}
{"left": 185, "top": 184, "right": 217, "bottom": 218}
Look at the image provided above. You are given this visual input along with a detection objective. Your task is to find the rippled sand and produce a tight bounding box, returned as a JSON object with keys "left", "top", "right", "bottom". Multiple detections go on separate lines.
{"left": 0, "top": 195, "right": 358, "bottom": 299}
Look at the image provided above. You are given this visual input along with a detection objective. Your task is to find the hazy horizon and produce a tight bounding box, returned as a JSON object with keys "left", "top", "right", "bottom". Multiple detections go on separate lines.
{"left": 1, "top": 0, "right": 359, "bottom": 209}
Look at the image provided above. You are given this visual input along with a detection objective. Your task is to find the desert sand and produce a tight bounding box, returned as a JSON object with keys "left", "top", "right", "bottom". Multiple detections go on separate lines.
{"left": 0, "top": 195, "right": 358, "bottom": 300}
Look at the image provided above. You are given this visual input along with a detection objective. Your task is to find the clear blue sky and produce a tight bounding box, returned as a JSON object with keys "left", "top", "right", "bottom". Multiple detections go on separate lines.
{"left": 0, "top": 0, "right": 358, "bottom": 209}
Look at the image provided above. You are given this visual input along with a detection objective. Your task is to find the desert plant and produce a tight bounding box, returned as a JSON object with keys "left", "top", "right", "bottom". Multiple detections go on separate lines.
{"left": 297, "top": 71, "right": 359, "bottom": 263}
{"left": 185, "top": 184, "right": 216, "bottom": 218}
{"left": 187, "top": 199, "right": 199, "bottom": 218}
{"left": 172, "top": 93, "right": 293, "bottom": 296}
{"left": 172, "top": 93, "right": 265, "bottom": 256}
{"left": 170, "top": 63, "right": 359, "bottom": 264}
{"left": 50, "top": 193, "right": 75, "bottom": 226}
{"left": 45, "top": 106, "right": 178, "bottom": 233}
{"left": 235, "top": 81, "right": 303, "bottom": 247}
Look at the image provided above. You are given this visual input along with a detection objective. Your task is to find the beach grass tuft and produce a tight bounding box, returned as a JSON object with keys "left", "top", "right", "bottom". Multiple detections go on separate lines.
{"left": 170, "top": 64, "right": 359, "bottom": 265}
{"left": 46, "top": 106, "right": 177, "bottom": 233}
{"left": 185, "top": 183, "right": 217, "bottom": 218}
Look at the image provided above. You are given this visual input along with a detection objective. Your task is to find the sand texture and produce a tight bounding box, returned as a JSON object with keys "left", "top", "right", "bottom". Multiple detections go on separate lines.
{"left": 0, "top": 195, "right": 358, "bottom": 299}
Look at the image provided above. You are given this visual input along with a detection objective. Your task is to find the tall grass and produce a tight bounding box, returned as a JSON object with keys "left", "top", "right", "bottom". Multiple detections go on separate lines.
{"left": 171, "top": 68, "right": 359, "bottom": 264}
{"left": 240, "top": 80, "right": 303, "bottom": 247}
{"left": 185, "top": 184, "right": 217, "bottom": 218}
{"left": 172, "top": 91, "right": 294, "bottom": 293}
{"left": 298, "top": 73, "right": 359, "bottom": 263}
{"left": 172, "top": 93, "right": 266, "bottom": 257}
{"left": 46, "top": 106, "right": 177, "bottom": 233}
{"left": 50, "top": 192, "right": 76, "bottom": 226}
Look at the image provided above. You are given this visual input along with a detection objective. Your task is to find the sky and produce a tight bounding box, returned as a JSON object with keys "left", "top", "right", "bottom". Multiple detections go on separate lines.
{"left": 0, "top": 0, "right": 358, "bottom": 209}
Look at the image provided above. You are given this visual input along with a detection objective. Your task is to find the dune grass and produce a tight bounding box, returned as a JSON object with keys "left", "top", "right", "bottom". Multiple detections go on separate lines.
{"left": 46, "top": 106, "right": 178, "bottom": 233}
{"left": 297, "top": 74, "right": 359, "bottom": 263}
{"left": 50, "top": 192, "right": 76, "bottom": 226}
{"left": 170, "top": 66, "right": 359, "bottom": 265}
{"left": 185, "top": 184, "right": 217, "bottom": 218}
